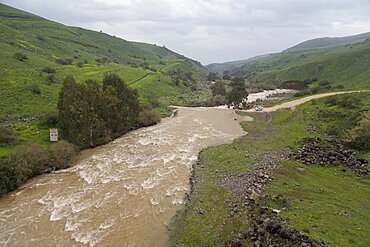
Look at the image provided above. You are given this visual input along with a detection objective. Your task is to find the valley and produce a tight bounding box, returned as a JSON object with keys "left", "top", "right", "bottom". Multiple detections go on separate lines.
{"left": 0, "top": 2, "right": 369, "bottom": 247}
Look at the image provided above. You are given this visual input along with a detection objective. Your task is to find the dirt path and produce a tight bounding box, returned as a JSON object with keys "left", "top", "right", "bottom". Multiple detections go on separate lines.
{"left": 244, "top": 91, "right": 365, "bottom": 112}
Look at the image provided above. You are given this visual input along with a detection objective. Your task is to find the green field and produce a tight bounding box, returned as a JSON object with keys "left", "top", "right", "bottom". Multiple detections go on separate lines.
{"left": 169, "top": 92, "right": 370, "bottom": 246}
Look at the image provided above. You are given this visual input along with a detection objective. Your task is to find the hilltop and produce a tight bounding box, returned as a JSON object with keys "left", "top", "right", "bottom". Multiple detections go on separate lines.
{"left": 206, "top": 32, "right": 370, "bottom": 90}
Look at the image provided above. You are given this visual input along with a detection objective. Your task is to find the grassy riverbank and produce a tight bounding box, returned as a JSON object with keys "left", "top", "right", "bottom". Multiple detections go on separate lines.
{"left": 169, "top": 92, "right": 370, "bottom": 246}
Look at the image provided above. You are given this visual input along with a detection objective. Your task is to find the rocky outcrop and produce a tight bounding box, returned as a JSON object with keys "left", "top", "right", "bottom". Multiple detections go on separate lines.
{"left": 222, "top": 149, "right": 327, "bottom": 246}
{"left": 221, "top": 150, "right": 291, "bottom": 206}
{"left": 292, "top": 137, "right": 369, "bottom": 177}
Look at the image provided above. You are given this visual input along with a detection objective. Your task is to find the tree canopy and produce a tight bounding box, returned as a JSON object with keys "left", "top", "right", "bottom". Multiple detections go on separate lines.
{"left": 58, "top": 74, "right": 140, "bottom": 148}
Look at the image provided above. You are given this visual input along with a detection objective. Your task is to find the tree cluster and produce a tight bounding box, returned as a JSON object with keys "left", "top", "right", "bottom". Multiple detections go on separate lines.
{"left": 58, "top": 74, "right": 141, "bottom": 148}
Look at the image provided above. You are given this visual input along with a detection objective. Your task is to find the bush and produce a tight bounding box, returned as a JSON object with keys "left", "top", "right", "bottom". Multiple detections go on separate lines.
{"left": 344, "top": 111, "right": 370, "bottom": 151}
{"left": 55, "top": 58, "right": 73, "bottom": 65}
{"left": 0, "top": 158, "right": 22, "bottom": 195}
{"left": 14, "top": 52, "right": 28, "bottom": 61}
{"left": 30, "top": 82, "right": 41, "bottom": 94}
{"left": 41, "top": 66, "right": 56, "bottom": 74}
{"left": 11, "top": 143, "right": 49, "bottom": 178}
{"left": 213, "top": 95, "right": 227, "bottom": 106}
{"left": 76, "top": 61, "right": 84, "bottom": 68}
{"left": 0, "top": 126, "right": 15, "bottom": 144}
{"left": 40, "top": 110, "right": 59, "bottom": 126}
{"left": 49, "top": 141, "right": 78, "bottom": 169}
{"left": 138, "top": 109, "right": 161, "bottom": 127}
{"left": 324, "top": 94, "right": 360, "bottom": 109}
{"left": 0, "top": 141, "right": 78, "bottom": 195}
{"left": 46, "top": 74, "right": 56, "bottom": 85}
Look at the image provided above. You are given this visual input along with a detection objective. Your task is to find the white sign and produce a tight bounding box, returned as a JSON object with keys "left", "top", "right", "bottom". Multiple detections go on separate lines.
{"left": 50, "top": 128, "right": 58, "bottom": 142}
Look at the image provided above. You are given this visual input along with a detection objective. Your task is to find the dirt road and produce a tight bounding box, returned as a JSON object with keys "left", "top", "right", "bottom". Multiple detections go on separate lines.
{"left": 245, "top": 91, "right": 365, "bottom": 112}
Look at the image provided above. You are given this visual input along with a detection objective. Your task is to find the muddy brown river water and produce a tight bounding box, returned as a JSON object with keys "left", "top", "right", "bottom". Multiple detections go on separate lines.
{"left": 0, "top": 107, "right": 245, "bottom": 247}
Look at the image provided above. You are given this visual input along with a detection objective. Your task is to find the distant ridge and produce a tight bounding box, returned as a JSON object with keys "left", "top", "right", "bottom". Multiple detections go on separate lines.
{"left": 288, "top": 32, "right": 370, "bottom": 51}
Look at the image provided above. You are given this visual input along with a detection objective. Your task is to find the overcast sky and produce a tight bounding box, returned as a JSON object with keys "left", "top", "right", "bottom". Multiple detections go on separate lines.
{"left": 2, "top": 0, "right": 370, "bottom": 64}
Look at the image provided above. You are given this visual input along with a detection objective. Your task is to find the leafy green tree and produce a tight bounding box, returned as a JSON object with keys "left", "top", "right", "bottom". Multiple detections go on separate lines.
{"left": 227, "top": 77, "right": 247, "bottom": 107}
{"left": 223, "top": 70, "right": 231, "bottom": 80}
{"left": 207, "top": 72, "right": 220, "bottom": 81}
{"left": 102, "top": 74, "right": 140, "bottom": 131}
{"left": 58, "top": 74, "right": 141, "bottom": 148}
{"left": 211, "top": 81, "right": 226, "bottom": 96}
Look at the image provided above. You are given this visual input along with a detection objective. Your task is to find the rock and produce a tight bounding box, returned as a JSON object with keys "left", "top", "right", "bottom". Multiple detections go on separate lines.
{"left": 272, "top": 209, "right": 281, "bottom": 214}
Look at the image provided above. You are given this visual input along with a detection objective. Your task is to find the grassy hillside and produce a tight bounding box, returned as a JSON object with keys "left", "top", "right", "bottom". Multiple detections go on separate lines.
{"left": 206, "top": 54, "right": 272, "bottom": 75}
{"left": 206, "top": 33, "right": 370, "bottom": 90}
{"left": 0, "top": 3, "right": 206, "bottom": 120}
{"left": 288, "top": 32, "right": 370, "bottom": 51}
{"left": 170, "top": 92, "right": 370, "bottom": 246}
{"left": 0, "top": 3, "right": 206, "bottom": 156}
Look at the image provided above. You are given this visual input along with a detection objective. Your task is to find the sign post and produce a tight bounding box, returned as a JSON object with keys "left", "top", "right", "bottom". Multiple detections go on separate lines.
{"left": 50, "top": 128, "right": 58, "bottom": 142}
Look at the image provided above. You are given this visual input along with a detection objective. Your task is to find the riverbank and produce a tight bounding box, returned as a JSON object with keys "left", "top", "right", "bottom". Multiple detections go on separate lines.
{"left": 169, "top": 92, "right": 370, "bottom": 246}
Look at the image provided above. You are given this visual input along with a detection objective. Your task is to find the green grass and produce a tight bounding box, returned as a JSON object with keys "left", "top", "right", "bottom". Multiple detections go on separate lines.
{"left": 170, "top": 93, "right": 370, "bottom": 246}
{"left": 264, "top": 160, "right": 370, "bottom": 247}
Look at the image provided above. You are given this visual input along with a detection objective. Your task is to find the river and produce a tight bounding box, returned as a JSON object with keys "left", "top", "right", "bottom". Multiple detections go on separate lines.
{"left": 0, "top": 107, "right": 245, "bottom": 247}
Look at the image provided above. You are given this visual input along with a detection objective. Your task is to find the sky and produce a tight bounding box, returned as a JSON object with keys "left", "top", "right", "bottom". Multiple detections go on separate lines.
{"left": 2, "top": 0, "right": 370, "bottom": 64}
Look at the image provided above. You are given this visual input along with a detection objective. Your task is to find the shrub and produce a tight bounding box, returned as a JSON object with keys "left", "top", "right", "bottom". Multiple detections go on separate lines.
{"left": 11, "top": 143, "right": 49, "bottom": 178}
{"left": 40, "top": 110, "right": 59, "bottom": 126}
{"left": 49, "top": 141, "right": 78, "bottom": 169}
{"left": 0, "top": 158, "right": 22, "bottom": 195}
{"left": 0, "top": 126, "right": 15, "bottom": 144}
{"left": 213, "top": 95, "right": 227, "bottom": 106}
{"left": 14, "top": 52, "right": 28, "bottom": 61}
{"left": 41, "top": 66, "right": 56, "bottom": 74}
{"left": 324, "top": 94, "right": 360, "bottom": 109}
{"left": 46, "top": 74, "right": 56, "bottom": 85}
{"left": 30, "top": 82, "right": 41, "bottom": 94}
{"left": 55, "top": 58, "right": 73, "bottom": 65}
{"left": 343, "top": 111, "right": 370, "bottom": 151}
{"left": 138, "top": 109, "right": 161, "bottom": 127}
{"left": 76, "top": 61, "right": 84, "bottom": 68}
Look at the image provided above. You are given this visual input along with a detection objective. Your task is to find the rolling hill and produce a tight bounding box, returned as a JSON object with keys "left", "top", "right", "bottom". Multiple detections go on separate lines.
{"left": 288, "top": 32, "right": 370, "bottom": 51}
{"left": 0, "top": 3, "right": 206, "bottom": 121}
{"left": 206, "top": 32, "right": 370, "bottom": 89}
{"left": 0, "top": 3, "right": 207, "bottom": 157}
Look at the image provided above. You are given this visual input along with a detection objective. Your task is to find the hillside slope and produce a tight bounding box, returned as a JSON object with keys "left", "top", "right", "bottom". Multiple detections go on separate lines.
{"left": 206, "top": 32, "right": 370, "bottom": 89}
{"left": 0, "top": 3, "right": 206, "bottom": 120}
{"left": 288, "top": 32, "right": 370, "bottom": 51}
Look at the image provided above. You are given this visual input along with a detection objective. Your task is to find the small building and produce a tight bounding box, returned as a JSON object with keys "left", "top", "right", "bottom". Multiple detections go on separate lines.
{"left": 50, "top": 128, "right": 58, "bottom": 142}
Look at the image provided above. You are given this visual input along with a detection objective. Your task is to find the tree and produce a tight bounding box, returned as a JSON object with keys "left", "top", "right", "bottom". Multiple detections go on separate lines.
{"left": 223, "top": 70, "right": 231, "bottom": 80}
{"left": 211, "top": 81, "right": 226, "bottom": 96}
{"left": 102, "top": 74, "right": 140, "bottom": 131}
{"left": 207, "top": 72, "right": 220, "bottom": 81}
{"left": 227, "top": 77, "right": 247, "bottom": 108}
{"left": 58, "top": 74, "right": 141, "bottom": 148}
